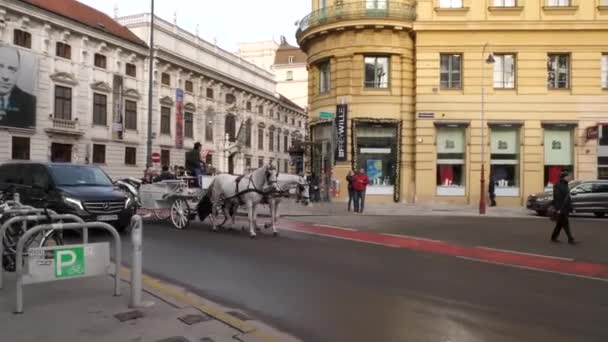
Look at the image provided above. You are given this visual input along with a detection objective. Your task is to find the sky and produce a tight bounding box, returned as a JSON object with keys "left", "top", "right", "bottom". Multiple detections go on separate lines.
{"left": 77, "top": 0, "right": 311, "bottom": 52}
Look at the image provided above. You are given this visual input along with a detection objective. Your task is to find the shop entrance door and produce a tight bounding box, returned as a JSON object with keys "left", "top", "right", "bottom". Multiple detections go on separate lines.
{"left": 311, "top": 140, "right": 332, "bottom": 201}
{"left": 51, "top": 143, "right": 72, "bottom": 163}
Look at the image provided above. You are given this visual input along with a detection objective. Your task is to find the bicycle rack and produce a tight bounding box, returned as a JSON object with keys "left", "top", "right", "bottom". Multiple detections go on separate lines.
{"left": 0, "top": 213, "right": 85, "bottom": 289}
{"left": 14, "top": 222, "right": 122, "bottom": 314}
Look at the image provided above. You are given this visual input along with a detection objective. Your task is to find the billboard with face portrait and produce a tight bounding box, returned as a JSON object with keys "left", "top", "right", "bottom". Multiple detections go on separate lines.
{"left": 0, "top": 44, "right": 37, "bottom": 129}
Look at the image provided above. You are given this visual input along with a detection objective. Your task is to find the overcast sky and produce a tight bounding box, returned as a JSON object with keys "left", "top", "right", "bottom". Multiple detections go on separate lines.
{"left": 78, "top": 0, "right": 311, "bottom": 52}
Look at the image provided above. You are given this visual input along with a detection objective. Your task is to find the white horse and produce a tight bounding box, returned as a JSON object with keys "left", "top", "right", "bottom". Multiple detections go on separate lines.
{"left": 197, "top": 164, "right": 279, "bottom": 238}
{"left": 266, "top": 174, "right": 310, "bottom": 228}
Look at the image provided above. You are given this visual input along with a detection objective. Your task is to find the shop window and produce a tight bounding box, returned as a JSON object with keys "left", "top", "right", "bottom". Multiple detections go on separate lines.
{"left": 12, "top": 137, "right": 30, "bottom": 160}
{"left": 355, "top": 123, "right": 398, "bottom": 195}
{"left": 547, "top": 54, "right": 570, "bottom": 89}
{"left": 490, "top": 128, "right": 520, "bottom": 197}
{"left": 436, "top": 127, "right": 466, "bottom": 196}
{"left": 364, "top": 56, "right": 389, "bottom": 89}
{"left": 544, "top": 129, "right": 573, "bottom": 191}
{"left": 92, "top": 144, "right": 106, "bottom": 164}
{"left": 125, "top": 147, "right": 137, "bottom": 165}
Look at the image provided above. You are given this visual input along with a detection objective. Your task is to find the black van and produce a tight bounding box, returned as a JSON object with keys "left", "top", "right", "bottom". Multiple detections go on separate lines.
{"left": 0, "top": 162, "right": 136, "bottom": 231}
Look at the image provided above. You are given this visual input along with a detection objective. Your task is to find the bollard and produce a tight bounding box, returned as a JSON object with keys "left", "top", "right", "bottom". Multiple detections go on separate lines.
{"left": 129, "top": 215, "right": 143, "bottom": 308}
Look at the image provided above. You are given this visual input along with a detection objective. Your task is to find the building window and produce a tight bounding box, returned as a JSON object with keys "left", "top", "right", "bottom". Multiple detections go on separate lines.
{"left": 284, "top": 135, "right": 289, "bottom": 153}
{"left": 206, "top": 88, "right": 214, "bottom": 99}
{"left": 92, "top": 144, "right": 106, "bottom": 164}
{"left": 13, "top": 30, "right": 31, "bottom": 48}
{"left": 92, "top": 93, "right": 107, "bottom": 126}
{"left": 125, "top": 147, "right": 137, "bottom": 165}
{"left": 185, "top": 112, "right": 194, "bottom": 138}
{"left": 547, "top": 0, "right": 570, "bottom": 6}
{"left": 94, "top": 53, "right": 107, "bottom": 69}
{"left": 356, "top": 123, "right": 398, "bottom": 195}
{"left": 126, "top": 63, "right": 136, "bottom": 77}
{"left": 439, "top": 0, "right": 463, "bottom": 8}
{"left": 245, "top": 120, "right": 252, "bottom": 147}
{"left": 161, "top": 106, "right": 171, "bottom": 135}
{"left": 246, "top": 101, "right": 252, "bottom": 111}
{"left": 245, "top": 157, "right": 252, "bottom": 170}
{"left": 288, "top": 56, "right": 295, "bottom": 64}
{"left": 125, "top": 100, "right": 137, "bottom": 130}
{"left": 286, "top": 71, "right": 293, "bottom": 81}
{"left": 205, "top": 111, "right": 214, "bottom": 142}
{"left": 494, "top": 54, "right": 516, "bottom": 89}
{"left": 284, "top": 160, "right": 289, "bottom": 173}
{"left": 600, "top": 125, "right": 608, "bottom": 146}
{"left": 161, "top": 73, "right": 170, "bottom": 86}
{"left": 319, "top": 61, "right": 330, "bottom": 94}
{"left": 493, "top": 0, "right": 516, "bottom": 6}
{"left": 161, "top": 149, "right": 170, "bottom": 167}
{"left": 291, "top": 118, "right": 295, "bottom": 125}
{"left": 225, "top": 93, "right": 236, "bottom": 105}
{"left": 284, "top": 115, "right": 288, "bottom": 123}
{"left": 258, "top": 157, "right": 264, "bottom": 168}
{"left": 225, "top": 115, "right": 236, "bottom": 142}
{"left": 544, "top": 128, "right": 573, "bottom": 191}
{"left": 270, "top": 109, "right": 275, "bottom": 118}
{"left": 54, "top": 85, "right": 72, "bottom": 120}
{"left": 440, "top": 54, "right": 462, "bottom": 89}
{"left": 436, "top": 127, "right": 466, "bottom": 196}
{"left": 269, "top": 129, "right": 275, "bottom": 152}
{"left": 490, "top": 128, "right": 520, "bottom": 197}
{"left": 56, "top": 42, "right": 71, "bottom": 59}
{"left": 364, "top": 56, "right": 390, "bottom": 89}
{"left": 185, "top": 80, "right": 194, "bottom": 93}
{"left": 12, "top": 137, "right": 30, "bottom": 160}
{"left": 258, "top": 128, "right": 264, "bottom": 150}
{"left": 258, "top": 105, "right": 264, "bottom": 114}
{"left": 602, "top": 55, "right": 608, "bottom": 89}
{"left": 298, "top": 121, "right": 302, "bottom": 128}
{"left": 547, "top": 54, "right": 570, "bottom": 89}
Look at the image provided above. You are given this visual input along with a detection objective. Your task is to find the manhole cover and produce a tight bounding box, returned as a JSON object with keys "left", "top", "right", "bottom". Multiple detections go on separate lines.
{"left": 226, "top": 310, "right": 250, "bottom": 321}
{"left": 156, "top": 337, "right": 190, "bottom": 342}
{"left": 178, "top": 314, "right": 212, "bottom": 325}
{"left": 114, "top": 310, "right": 144, "bottom": 322}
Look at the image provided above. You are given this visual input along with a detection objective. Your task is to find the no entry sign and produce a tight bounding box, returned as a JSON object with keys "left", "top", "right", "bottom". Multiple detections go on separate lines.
{"left": 151, "top": 152, "right": 160, "bottom": 164}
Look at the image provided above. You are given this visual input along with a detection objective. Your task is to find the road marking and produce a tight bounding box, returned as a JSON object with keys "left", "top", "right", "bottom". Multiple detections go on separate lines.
{"left": 382, "top": 233, "right": 440, "bottom": 242}
{"left": 281, "top": 227, "right": 400, "bottom": 248}
{"left": 313, "top": 224, "right": 357, "bottom": 231}
{"left": 476, "top": 246, "right": 574, "bottom": 261}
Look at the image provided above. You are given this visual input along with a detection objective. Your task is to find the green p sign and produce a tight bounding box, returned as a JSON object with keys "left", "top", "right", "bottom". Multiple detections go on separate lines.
{"left": 54, "top": 247, "right": 85, "bottom": 279}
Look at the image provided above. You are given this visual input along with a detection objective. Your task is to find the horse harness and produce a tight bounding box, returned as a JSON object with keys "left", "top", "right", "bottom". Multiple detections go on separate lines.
{"left": 228, "top": 170, "right": 278, "bottom": 205}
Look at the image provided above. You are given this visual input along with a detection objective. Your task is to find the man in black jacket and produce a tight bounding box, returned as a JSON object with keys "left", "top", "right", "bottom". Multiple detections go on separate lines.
{"left": 185, "top": 142, "right": 205, "bottom": 185}
{"left": 551, "top": 171, "right": 578, "bottom": 245}
{"left": 0, "top": 45, "right": 36, "bottom": 129}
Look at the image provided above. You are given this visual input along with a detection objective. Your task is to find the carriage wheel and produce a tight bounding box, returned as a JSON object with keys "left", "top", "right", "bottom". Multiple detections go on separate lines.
{"left": 170, "top": 198, "right": 190, "bottom": 230}
{"left": 152, "top": 209, "right": 171, "bottom": 221}
{"left": 210, "top": 203, "right": 228, "bottom": 228}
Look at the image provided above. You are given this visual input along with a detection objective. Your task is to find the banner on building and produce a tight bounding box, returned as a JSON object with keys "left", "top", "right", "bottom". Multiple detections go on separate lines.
{"left": 112, "top": 75, "right": 124, "bottom": 140}
{"left": 0, "top": 44, "right": 37, "bottom": 129}
{"left": 335, "top": 104, "right": 347, "bottom": 161}
{"left": 175, "top": 88, "right": 184, "bottom": 149}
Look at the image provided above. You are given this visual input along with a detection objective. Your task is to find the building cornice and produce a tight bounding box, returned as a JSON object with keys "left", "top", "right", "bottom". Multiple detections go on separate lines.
{"left": 414, "top": 21, "right": 608, "bottom": 31}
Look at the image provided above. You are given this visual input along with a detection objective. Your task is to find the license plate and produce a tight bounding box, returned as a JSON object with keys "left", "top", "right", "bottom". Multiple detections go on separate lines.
{"left": 97, "top": 215, "right": 118, "bottom": 222}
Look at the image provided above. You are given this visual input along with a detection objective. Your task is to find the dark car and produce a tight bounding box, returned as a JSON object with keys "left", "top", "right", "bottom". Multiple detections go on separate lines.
{"left": 0, "top": 162, "right": 136, "bottom": 231}
{"left": 526, "top": 180, "right": 608, "bottom": 218}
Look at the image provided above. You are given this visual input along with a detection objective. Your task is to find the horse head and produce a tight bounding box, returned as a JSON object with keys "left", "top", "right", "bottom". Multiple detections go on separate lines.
{"left": 264, "top": 164, "right": 280, "bottom": 191}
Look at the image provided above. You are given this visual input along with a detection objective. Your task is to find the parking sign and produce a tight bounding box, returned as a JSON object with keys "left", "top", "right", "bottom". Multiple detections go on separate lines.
{"left": 55, "top": 247, "right": 85, "bottom": 278}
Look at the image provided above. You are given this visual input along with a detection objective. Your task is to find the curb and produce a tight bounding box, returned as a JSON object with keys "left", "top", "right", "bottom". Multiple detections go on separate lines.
{"left": 118, "top": 267, "right": 281, "bottom": 342}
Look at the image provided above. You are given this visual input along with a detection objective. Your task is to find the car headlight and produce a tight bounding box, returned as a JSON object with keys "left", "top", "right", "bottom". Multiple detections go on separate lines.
{"left": 64, "top": 197, "right": 85, "bottom": 211}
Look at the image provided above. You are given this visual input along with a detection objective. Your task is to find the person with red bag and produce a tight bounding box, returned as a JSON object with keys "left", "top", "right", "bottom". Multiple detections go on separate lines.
{"left": 352, "top": 168, "right": 369, "bottom": 213}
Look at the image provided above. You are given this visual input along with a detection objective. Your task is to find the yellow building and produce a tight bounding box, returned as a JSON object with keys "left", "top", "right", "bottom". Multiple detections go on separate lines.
{"left": 297, "top": 0, "right": 608, "bottom": 206}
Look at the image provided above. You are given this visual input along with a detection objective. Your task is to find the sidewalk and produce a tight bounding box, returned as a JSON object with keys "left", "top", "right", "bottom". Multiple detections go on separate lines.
{"left": 0, "top": 268, "right": 295, "bottom": 342}
{"left": 254, "top": 200, "right": 535, "bottom": 219}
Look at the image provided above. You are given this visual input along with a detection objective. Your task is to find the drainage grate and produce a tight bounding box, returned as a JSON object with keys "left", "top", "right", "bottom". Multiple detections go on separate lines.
{"left": 114, "top": 310, "right": 145, "bottom": 322}
{"left": 225, "top": 310, "right": 250, "bottom": 321}
{"left": 178, "top": 314, "right": 212, "bottom": 326}
{"left": 156, "top": 337, "right": 190, "bottom": 342}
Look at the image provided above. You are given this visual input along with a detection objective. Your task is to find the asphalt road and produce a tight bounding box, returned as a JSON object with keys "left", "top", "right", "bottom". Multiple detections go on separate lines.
{"left": 116, "top": 216, "right": 608, "bottom": 342}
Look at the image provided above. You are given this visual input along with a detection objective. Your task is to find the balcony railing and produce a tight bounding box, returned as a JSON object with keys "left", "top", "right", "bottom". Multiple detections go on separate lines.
{"left": 297, "top": 1, "right": 416, "bottom": 38}
{"left": 51, "top": 116, "right": 78, "bottom": 130}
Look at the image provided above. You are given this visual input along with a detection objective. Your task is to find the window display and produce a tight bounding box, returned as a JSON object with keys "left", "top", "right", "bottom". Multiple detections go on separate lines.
{"left": 436, "top": 127, "right": 466, "bottom": 196}
{"left": 356, "top": 123, "right": 398, "bottom": 195}
{"left": 544, "top": 128, "right": 573, "bottom": 191}
{"left": 490, "top": 128, "right": 519, "bottom": 196}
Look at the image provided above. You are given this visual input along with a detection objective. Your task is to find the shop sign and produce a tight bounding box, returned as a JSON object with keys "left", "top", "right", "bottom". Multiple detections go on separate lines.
{"left": 418, "top": 112, "right": 435, "bottom": 119}
{"left": 586, "top": 126, "right": 599, "bottom": 141}
{"left": 335, "top": 104, "right": 347, "bottom": 161}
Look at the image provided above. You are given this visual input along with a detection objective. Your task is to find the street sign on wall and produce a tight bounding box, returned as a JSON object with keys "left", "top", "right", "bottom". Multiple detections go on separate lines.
{"left": 335, "top": 104, "right": 347, "bottom": 162}
{"left": 320, "top": 112, "right": 333, "bottom": 120}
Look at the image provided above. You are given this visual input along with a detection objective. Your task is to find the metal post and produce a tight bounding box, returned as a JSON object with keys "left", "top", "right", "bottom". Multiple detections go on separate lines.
{"left": 129, "top": 215, "right": 143, "bottom": 308}
{"left": 146, "top": 0, "right": 155, "bottom": 169}
{"left": 479, "top": 43, "right": 488, "bottom": 215}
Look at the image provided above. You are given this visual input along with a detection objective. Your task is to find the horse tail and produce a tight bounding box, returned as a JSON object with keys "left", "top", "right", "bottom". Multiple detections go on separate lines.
{"left": 197, "top": 179, "right": 214, "bottom": 222}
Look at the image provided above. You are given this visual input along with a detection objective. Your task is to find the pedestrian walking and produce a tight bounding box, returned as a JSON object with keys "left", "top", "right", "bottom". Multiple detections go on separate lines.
{"left": 352, "top": 168, "right": 369, "bottom": 213}
{"left": 346, "top": 170, "right": 354, "bottom": 211}
{"left": 307, "top": 172, "right": 321, "bottom": 202}
{"left": 489, "top": 174, "right": 497, "bottom": 207}
{"left": 551, "top": 171, "right": 578, "bottom": 245}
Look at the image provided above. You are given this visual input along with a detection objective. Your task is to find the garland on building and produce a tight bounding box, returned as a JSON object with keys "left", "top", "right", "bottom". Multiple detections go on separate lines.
{"left": 351, "top": 118, "right": 402, "bottom": 203}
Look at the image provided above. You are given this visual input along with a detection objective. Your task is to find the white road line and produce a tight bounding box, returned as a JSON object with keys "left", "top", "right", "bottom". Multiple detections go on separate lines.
{"left": 312, "top": 224, "right": 358, "bottom": 231}
{"left": 455, "top": 256, "right": 608, "bottom": 283}
{"left": 282, "top": 227, "right": 401, "bottom": 248}
{"left": 476, "top": 246, "right": 574, "bottom": 261}
{"left": 381, "top": 233, "right": 441, "bottom": 242}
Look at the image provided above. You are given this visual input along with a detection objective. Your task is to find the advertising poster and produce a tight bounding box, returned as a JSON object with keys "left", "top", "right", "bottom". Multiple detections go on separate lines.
{"left": 366, "top": 159, "right": 382, "bottom": 184}
{"left": 0, "top": 44, "right": 37, "bottom": 128}
{"left": 175, "top": 88, "right": 184, "bottom": 148}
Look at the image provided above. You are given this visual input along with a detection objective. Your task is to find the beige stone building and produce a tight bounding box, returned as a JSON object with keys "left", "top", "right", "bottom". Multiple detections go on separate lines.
{"left": 297, "top": 0, "right": 608, "bottom": 206}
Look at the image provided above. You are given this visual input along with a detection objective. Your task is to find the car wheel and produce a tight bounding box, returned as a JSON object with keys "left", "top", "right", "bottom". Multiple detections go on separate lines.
{"left": 536, "top": 210, "right": 547, "bottom": 217}
{"left": 594, "top": 212, "right": 606, "bottom": 218}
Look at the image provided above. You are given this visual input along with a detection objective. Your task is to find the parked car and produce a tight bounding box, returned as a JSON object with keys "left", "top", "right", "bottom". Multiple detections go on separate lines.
{"left": 0, "top": 162, "right": 136, "bottom": 231}
{"left": 526, "top": 180, "right": 608, "bottom": 218}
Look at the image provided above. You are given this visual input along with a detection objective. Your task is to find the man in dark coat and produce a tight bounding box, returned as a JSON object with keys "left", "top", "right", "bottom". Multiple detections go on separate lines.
{"left": 185, "top": 142, "right": 205, "bottom": 186}
{"left": 551, "top": 171, "right": 578, "bottom": 245}
{"left": 0, "top": 45, "right": 36, "bottom": 129}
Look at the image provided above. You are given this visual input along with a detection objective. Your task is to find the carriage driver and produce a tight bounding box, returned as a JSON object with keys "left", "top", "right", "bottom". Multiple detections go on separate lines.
{"left": 186, "top": 142, "right": 207, "bottom": 186}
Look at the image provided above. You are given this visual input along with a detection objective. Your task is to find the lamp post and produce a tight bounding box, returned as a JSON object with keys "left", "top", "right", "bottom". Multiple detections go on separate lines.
{"left": 480, "top": 43, "right": 495, "bottom": 215}
{"left": 145, "top": 0, "right": 155, "bottom": 169}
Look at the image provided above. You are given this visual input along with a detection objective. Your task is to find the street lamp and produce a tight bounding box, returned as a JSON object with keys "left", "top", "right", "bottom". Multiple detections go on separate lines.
{"left": 145, "top": 0, "right": 155, "bottom": 169}
{"left": 479, "top": 43, "right": 495, "bottom": 215}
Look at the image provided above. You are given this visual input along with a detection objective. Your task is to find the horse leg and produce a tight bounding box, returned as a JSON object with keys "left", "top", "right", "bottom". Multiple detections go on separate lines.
{"left": 271, "top": 200, "right": 279, "bottom": 237}
{"left": 211, "top": 197, "right": 218, "bottom": 231}
{"left": 248, "top": 201, "right": 256, "bottom": 238}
